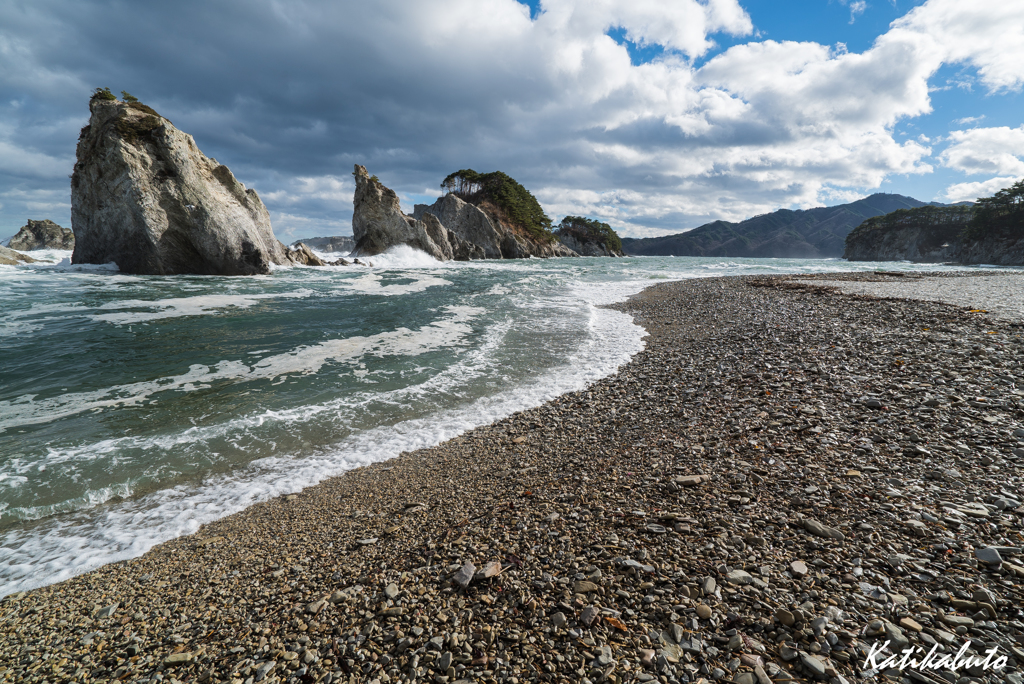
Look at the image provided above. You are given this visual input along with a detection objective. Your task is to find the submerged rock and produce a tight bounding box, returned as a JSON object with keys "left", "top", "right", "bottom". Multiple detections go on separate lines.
{"left": 286, "top": 243, "right": 326, "bottom": 266}
{"left": 0, "top": 245, "right": 37, "bottom": 266}
{"left": 8, "top": 220, "right": 75, "bottom": 251}
{"left": 71, "top": 96, "right": 297, "bottom": 275}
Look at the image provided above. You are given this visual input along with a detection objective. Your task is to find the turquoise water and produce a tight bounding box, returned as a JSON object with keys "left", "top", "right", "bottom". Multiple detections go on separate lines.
{"left": 0, "top": 248, "right": 987, "bottom": 595}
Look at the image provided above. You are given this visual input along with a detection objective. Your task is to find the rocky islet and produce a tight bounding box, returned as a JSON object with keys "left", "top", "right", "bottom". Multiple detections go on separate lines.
{"left": 354, "top": 166, "right": 577, "bottom": 261}
{"left": 69, "top": 95, "right": 325, "bottom": 275}
{"left": 2, "top": 271, "right": 1023, "bottom": 684}
{"left": 6, "top": 220, "right": 75, "bottom": 251}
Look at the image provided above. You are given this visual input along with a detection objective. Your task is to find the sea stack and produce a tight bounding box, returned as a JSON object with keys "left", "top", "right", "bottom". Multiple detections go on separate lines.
{"left": 71, "top": 93, "right": 300, "bottom": 275}
{"left": 8, "top": 220, "right": 75, "bottom": 251}
{"left": 351, "top": 165, "right": 476, "bottom": 261}
{"left": 353, "top": 166, "right": 579, "bottom": 261}
{"left": 413, "top": 193, "right": 578, "bottom": 259}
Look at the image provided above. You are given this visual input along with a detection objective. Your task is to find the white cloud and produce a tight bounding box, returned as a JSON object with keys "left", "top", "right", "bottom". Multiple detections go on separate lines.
{"left": 890, "top": 0, "right": 1024, "bottom": 92}
{"left": 953, "top": 115, "right": 984, "bottom": 125}
{"left": 943, "top": 176, "right": 1022, "bottom": 203}
{"left": 261, "top": 175, "right": 351, "bottom": 207}
{"left": 842, "top": 0, "right": 868, "bottom": 24}
{"left": 939, "top": 125, "right": 1024, "bottom": 176}
{"left": 545, "top": 0, "right": 752, "bottom": 58}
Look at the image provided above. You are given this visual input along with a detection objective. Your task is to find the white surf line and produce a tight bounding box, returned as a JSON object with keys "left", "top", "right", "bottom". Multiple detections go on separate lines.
{"left": 91, "top": 290, "right": 315, "bottom": 325}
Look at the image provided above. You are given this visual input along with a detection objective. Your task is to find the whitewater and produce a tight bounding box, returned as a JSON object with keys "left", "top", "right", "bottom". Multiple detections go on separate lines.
{"left": 0, "top": 247, "right": 991, "bottom": 596}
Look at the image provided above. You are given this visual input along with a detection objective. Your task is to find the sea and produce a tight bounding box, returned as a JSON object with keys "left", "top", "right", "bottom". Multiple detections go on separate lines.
{"left": 0, "top": 248, "right": 993, "bottom": 596}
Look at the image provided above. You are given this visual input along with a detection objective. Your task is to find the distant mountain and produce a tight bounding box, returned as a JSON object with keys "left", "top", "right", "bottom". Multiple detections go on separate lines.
{"left": 620, "top": 194, "right": 936, "bottom": 258}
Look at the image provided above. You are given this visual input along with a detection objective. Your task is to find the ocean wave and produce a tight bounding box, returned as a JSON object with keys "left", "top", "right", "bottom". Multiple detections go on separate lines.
{"left": 363, "top": 244, "right": 447, "bottom": 269}
{"left": 0, "top": 288, "right": 643, "bottom": 597}
{"left": 91, "top": 290, "right": 315, "bottom": 325}
{"left": 0, "top": 305, "right": 484, "bottom": 433}
{"left": 334, "top": 272, "right": 452, "bottom": 297}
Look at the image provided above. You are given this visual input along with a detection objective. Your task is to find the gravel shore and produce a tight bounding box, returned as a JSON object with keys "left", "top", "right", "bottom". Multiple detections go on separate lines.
{"left": 3, "top": 271, "right": 1024, "bottom": 684}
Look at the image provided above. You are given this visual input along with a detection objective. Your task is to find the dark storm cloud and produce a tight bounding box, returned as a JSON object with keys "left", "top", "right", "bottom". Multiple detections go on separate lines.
{"left": 0, "top": 0, "right": 1020, "bottom": 241}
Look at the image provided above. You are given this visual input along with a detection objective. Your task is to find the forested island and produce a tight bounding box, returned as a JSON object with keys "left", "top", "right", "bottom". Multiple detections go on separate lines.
{"left": 353, "top": 167, "right": 624, "bottom": 261}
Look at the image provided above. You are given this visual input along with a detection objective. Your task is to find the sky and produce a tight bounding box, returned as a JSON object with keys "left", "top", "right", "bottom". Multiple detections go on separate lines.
{"left": 1, "top": 0, "right": 1022, "bottom": 242}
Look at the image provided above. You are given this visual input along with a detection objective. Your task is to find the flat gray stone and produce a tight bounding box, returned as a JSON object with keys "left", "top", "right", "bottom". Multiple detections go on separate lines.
{"left": 975, "top": 546, "right": 1003, "bottom": 566}
{"left": 798, "top": 651, "right": 828, "bottom": 679}
{"left": 802, "top": 518, "right": 845, "bottom": 541}
{"left": 943, "top": 614, "right": 974, "bottom": 627}
{"left": 453, "top": 561, "right": 476, "bottom": 588}
{"left": 726, "top": 569, "right": 754, "bottom": 586}
{"left": 94, "top": 602, "right": 119, "bottom": 619}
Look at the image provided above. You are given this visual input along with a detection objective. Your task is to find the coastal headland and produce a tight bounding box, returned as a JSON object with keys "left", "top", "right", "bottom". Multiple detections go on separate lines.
{"left": 2, "top": 272, "right": 1023, "bottom": 684}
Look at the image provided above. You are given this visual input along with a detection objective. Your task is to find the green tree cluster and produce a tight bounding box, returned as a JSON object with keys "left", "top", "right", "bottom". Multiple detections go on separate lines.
{"left": 848, "top": 205, "right": 973, "bottom": 236}
{"left": 91, "top": 87, "right": 116, "bottom": 101}
{"left": 847, "top": 180, "right": 1023, "bottom": 247}
{"left": 967, "top": 180, "right": 1024, "bottom": 237}
{"left": 441, "top": 170, "right": 554, "bottom": 242}
{"left": 554, "top": 215, "right": 623, "bottom": 253}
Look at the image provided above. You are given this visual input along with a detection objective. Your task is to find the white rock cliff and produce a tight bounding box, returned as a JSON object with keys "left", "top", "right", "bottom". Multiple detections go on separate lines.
{"left": 349, "top": 165, "right": 578, "bottom": 261}
{"left": 350, "top": 165, "right": 464, "bottom": 260}
{"left": 71, "top": 97, "right": 312, "bottom": 275}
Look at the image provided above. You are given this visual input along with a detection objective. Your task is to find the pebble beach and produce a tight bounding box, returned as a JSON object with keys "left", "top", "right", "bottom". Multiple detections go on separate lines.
{"left": 3, "top": 271, "right": 1024, "bottom": 684}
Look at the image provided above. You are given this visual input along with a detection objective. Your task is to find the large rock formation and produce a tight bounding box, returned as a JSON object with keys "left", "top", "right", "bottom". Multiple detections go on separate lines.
{"left": 0, "top": 245, "right": 37, "bottom": 266}
{"left": 844, "top": 185, "right": 1023, "bottom": 265}
{"left": 413, "top": 194, "right": 503, "bottom": 258}
{"left": 845, "top": 227, "right": 1024, "bottom": 265}
{"left": 556, "top": 232, "right": 622, "bottom": 257}
{"left": 8, "top": 220, "right": 75, "bottom": 251}
{"left": 553, "top": 216, "right": 623, "bottom": 257}
{"left": 843, "top": 224, "right": 960, "bottom": 262}
{"left": 71, "top": 96, "right": 301, "bottom": 275}
{"left": 351, "top": 166, "right": 481, "bottom": 260}
{"left": 951, "top": 234, "right": 1024, "bottom": 265}
{"left": 412, "top": 193, "right": 577, "bottom": 260}
{"left": 351, "top": 165, "right": 577, "bottom": 261}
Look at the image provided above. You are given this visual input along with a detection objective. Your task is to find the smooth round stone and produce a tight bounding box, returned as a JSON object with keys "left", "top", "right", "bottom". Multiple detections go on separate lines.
{"left": 696, "top": 604, "right": 713, "bottom": 619}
